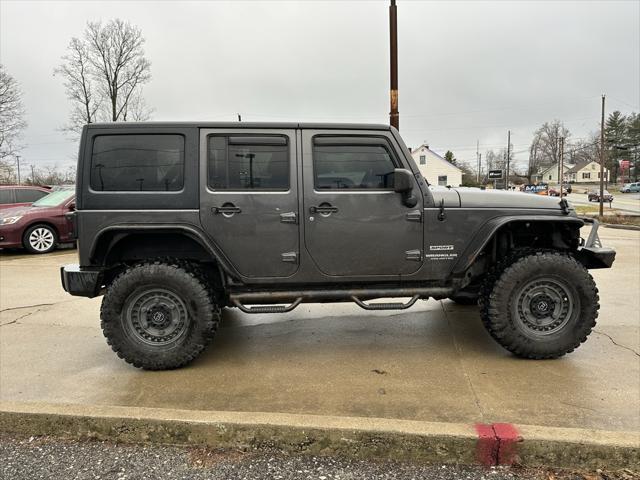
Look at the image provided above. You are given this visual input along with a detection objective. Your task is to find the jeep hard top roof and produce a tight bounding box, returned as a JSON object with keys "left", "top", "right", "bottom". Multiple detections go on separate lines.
{"left": 85, "top": 122, "right": 393, "bottom": 131}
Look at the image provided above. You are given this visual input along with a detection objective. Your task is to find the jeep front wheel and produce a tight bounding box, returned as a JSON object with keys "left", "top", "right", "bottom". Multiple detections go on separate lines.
{"left": 481, "top": 252, "right": 599, "bottom": 359}
{"left": 100, "top": 261, "right": 220, "bottom": 370}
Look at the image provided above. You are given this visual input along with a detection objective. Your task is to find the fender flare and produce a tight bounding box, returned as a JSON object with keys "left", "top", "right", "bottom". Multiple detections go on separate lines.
{"left": 451, "top": 215, "right": 584, "bottom": 275}
{"left": 89, "top": 224, "right": 241, "bottom": 279}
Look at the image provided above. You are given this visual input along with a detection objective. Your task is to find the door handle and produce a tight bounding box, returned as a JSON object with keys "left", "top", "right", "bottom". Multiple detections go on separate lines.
{"left": 309, "top": 205, "right": 338, "bottom": 214}
{"left": 212, "top": 205, "right": 241, "bottom": 215}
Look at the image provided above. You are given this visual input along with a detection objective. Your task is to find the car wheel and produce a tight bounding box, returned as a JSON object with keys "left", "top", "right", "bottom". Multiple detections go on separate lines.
{"left": 23, "top": 224, "right": 57, "bottom": 254}
{"left": 480, "top": 252, "right": 598, "bottom": 359}
{"left": 100, "top": 260, "right": 220, "bottom": 370}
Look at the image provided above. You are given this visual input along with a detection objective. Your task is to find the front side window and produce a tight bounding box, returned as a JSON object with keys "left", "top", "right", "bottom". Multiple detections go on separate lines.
{"left": 0, "top": 189, "right": 13, "bottom": 204}
{"left": 90, "top": 134, "right": 184, "bottom": 192}
{"left": 313, "top": 141, "right": 396, "bottom": 189}
{"left": 208, "top": 136, "right": 289, "bottom": 190}
{"left": 438, "top": 175, "right": 448, "bottom": 186}
{"left": 15, "top": 189, "right": 48, "bottom": 203}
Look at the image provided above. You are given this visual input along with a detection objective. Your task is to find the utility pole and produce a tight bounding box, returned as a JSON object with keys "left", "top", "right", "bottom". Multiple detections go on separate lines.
{"left": 476, "top": 140, "right": 480, "bottom": 183}
{"left": 16, "top": 155, "right": 21, "bottom": 185}
{"left": 389, "top": 0, "right": 399, "bottom": 130}
{"left": 479, "top": 153, "right": 482, "bottom": 184}
{"left": 599, "top": 95, "right": 606, "bottom": 216}
{"left": 505, "top": 130, "right": 511, "bottom": 190}
{"left": 559, "top": 136, "right": 565, "bottom": 198}
{"left": 30, "top": 164, "right": 35, "bottom": 184}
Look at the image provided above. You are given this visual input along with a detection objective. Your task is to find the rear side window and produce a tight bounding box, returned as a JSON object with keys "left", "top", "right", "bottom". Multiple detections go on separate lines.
{"left": 207, "top": 136, "right": 289, "bottom": 190}
{"left": 90, "top": 134, "right": 184, "bottom": 191}
{"left": 313, "top": 140, "right": 396, "bottom": 189}
{"left": 0, "top": 189, "right": 14, "bottom": 204}
{"left": 15, "top": 189, "right": 48, "bottom": 203}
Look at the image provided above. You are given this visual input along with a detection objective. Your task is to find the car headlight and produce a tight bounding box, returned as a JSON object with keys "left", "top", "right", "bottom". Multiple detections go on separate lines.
{"left": 0, "top": 215, "right": 23, "bottom": 225}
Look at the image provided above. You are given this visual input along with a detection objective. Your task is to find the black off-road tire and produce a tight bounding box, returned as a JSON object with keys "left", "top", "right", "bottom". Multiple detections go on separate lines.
{"left": 480, "top": 252, "right": 599, "bottom": 359}
{"left": 100, "top": 260, "right": 220, "bottom": 370}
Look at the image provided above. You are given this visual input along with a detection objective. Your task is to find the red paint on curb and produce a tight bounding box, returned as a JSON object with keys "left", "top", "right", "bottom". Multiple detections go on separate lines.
{"left": 493, "top": 423, "right": 521, "bottom": 465}
{"left": 475, "top": 423, "right": 497, "bottom": 466}
{"left": 474, "top": 423, "right": 521, "bottom": 466}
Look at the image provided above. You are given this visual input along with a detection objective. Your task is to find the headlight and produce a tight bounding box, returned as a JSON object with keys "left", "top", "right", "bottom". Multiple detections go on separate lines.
{"left": 0, "top": 216, "right": 23, "bottom": 225}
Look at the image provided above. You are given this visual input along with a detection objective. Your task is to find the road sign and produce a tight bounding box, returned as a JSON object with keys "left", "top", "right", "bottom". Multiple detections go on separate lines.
{"left": 488, "top": 169, "right": 503, "bottom": 179}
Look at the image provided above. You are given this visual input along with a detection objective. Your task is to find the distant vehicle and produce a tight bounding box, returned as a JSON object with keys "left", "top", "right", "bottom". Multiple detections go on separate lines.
{"left": 0, "top": 190, "right": 76, "bottom": 253}
{"left": 621, "top": 182, "right": 640, "bottom": 193}
{"left": 0, "top": 185, "right": 52, "bottom": 210}
{"left": 521, "top": 183, "right": 548, "bottom": 195}
{"left": 587, "top": 190, "right": 614, "bottom": 203}
{"left": 548, "top": 186, "right": 568, "bottom": 197}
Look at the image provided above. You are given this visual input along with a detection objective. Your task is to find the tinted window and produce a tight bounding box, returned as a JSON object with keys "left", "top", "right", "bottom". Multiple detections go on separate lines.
{"left": 313, "top": 142, "right": 396, "bottom": 189}
{"left": 91, "top": 134, "right": 184, "bottom": 191}
{"left": 15, "top": 189, "right": 47, "bottom": 203}
{"left": 0, "top": 189, "right": 14, "bottom": 204}
{"left": 207, "top": 136, "right": 289, "bottom": 190}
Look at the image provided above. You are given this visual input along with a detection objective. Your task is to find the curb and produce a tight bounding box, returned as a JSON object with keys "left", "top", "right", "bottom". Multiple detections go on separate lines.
{"left": 0, "top": 402, "right": 638, "bottom": 469}
{"left": 604, "top": 223, "right": 640, "bottom": 231}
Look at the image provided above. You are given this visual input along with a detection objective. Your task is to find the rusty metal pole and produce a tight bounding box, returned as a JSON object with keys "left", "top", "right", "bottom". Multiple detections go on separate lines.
{"left": 389, "top": 0, "right": 399, "bottom": 130}
{"left": 599, "top": 95, "right": 606, "bottom": 217}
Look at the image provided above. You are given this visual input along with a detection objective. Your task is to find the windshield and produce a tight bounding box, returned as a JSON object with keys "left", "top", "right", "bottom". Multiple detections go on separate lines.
{"left": 32, "top": 190, "right": 74, "bottom": 207}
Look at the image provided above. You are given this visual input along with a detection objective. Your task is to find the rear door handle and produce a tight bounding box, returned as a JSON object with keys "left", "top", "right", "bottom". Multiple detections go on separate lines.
{"left": 309, "top": 205, "right": 338, "bottom": 214}
{"left": 212, "top": 205, "right": 241, "bottom": 215}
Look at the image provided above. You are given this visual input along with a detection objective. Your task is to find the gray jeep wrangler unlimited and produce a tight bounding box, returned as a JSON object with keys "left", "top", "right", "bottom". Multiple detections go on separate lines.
{"left": 61, "top": 122, "right": 615, "bottom": 370}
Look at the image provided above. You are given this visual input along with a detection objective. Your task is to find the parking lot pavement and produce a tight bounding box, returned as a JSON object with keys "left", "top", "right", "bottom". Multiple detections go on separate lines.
{"left": 0, "top": 228, "right": 638, "bottom": 435}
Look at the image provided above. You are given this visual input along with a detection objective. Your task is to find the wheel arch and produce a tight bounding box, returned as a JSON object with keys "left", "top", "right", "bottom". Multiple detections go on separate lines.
{"left": 452, "top": 215, "right": 584, "bottom": 277}
{"left": 89, "top": 225, "right": 237, "bottom": 280}
{"left": 21, "top": 221, "right": 60, "bottom": 246}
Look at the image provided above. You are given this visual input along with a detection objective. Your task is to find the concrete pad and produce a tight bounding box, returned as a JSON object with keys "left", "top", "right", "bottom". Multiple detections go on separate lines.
{"left": 1, "top": 228, "right": 639, "bottom": 467}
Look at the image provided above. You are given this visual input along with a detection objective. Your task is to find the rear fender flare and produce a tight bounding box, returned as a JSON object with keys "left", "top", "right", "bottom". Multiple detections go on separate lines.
{"left": 90, "top": 224, "right": 240, "bottom": 278}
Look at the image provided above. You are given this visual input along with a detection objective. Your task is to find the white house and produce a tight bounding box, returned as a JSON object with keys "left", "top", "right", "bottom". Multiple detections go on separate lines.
{"left": 565, "top": 161, "right": 609, "bottom": 183}
{"left": 409, "top": 144, "right": 463, "bottom": 187}
{"left": 535, "top": 162, "right": 575, "bottom": 184}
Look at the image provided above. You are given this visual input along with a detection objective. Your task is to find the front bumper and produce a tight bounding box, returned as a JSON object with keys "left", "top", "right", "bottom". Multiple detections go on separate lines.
{"left": 575, "top": 217, "right": 616, "bottom": 269}
{"left": 60, "top": 264, "right": 103, "bottom": 297}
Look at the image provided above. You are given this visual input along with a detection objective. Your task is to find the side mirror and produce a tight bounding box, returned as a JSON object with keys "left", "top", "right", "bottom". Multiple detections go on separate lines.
{"left": 393, "top": 168, "right": 418, "bottom": 207}
{"left": 68, "top": 202, "right": 76, "bottom": 210}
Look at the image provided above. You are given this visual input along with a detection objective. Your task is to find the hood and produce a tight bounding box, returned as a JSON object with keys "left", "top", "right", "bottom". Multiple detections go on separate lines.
{"left": 433, "top": 187, "right": 565, "bottom": 210}
{"left": 0, "top": 206, "right": 29, "bottom": 218}
{"left": 0, "top": 204, "right": 59, "bottom": 220}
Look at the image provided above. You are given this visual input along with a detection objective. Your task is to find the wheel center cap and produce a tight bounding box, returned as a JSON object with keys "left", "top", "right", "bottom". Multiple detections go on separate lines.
{"left": 537, "top": 301, "right": 548, "bottom": 312}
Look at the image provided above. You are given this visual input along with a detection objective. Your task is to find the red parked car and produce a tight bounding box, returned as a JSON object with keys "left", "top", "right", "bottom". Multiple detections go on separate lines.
{"left": 0, "top": 190, "right": 76, "bottom": 254}
{"left": 0, "top": 185, "right": 52, "bottom": 210}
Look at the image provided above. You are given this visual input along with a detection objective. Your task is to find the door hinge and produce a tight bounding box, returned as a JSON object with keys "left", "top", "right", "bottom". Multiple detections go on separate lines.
{"left": 280, "top": 212, "right": 298, "bottom": 224}
{"left": 405, "top": 249, "right": 422, "bottom": 261}
{"left": 281, "top": 252, "right": 298, "bottom": 263}
{"left": 406, "top": 210, "right": 422, "bottom": 222}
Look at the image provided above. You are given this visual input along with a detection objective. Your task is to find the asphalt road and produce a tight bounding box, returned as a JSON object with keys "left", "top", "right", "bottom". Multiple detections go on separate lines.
{"left": 1, "top": 434, "right": 634, "bottom": 480}
{"left": 566, "top": 192, "right": 640, "bottom": 214}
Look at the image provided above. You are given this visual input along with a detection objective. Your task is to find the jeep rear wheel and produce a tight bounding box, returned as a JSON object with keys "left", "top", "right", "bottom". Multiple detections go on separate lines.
{"left": 100, "top": 261, "right": 220, "bottom": 370}
{"left": 481, "top": 252, "right": 599, "bottom": 359}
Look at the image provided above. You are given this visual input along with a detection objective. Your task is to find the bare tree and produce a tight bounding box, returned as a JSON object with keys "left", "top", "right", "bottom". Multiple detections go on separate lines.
{"left": 529, "top": 121, "right": 571, "bottom": 171}
{"left": 55, "top": 19, "right": 152, "bottom": 134}
{"left": 54, "top": 38, "right": 102, "bottom": 133}
{"left": 0, "top": 64, "right": 27, "bottom": 161}
{"left": 85, "top": 19, "right": 151, "bottom": 122}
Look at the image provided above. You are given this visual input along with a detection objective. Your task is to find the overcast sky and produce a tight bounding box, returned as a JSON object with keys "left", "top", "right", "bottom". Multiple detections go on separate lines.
{"left": 1, "top": 0, "right": 639, "bottom": 172}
